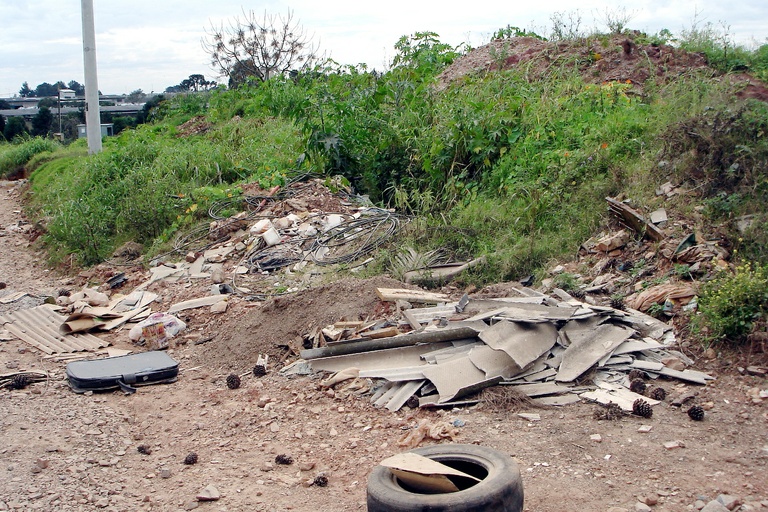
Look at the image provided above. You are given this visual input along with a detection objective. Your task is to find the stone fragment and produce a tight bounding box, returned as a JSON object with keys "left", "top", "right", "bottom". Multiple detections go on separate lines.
{"left": 700, "top": 501, "right": 729, "bottom": 512}
{"left": 196, "top": 484, "right": 220, "bottom": 501}
{"left": 299, "top": 462, "right": 316, "bottom": 472}
{"left": 210, "top": 301, "right": 228, "bottom": 314}
{"left": 637, "top": 425, "right": 653, "bottom": 433}
{"left": 715, "top": 494, "right": 741, "bottom": 510}
{"left": 635, "top": 503, "right": 652, "bottom": 512}
{"left": 663, "top": 440, "right": 685, "bottom": 450}
{"left": 590, "top": 434, "right": 602, "bottom": 443}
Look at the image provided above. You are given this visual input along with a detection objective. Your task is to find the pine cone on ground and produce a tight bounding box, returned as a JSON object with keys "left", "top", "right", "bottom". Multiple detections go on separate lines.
{"left": 629, "top": 378, "right": 647, "bottom": 394}
{"left": 648, "top": 386, "right": 667, "bottom": 401}
{"left": 609, "top": 296, "right": 625, "bottom": 310}
{"left": 226, "top": 373, "right": 241, "bottom": 389}
{"left": 183, "top": 452, "right": 198, "bottom": 465}
{"left": 275, "top": 454, "right": 294, "bottom": 465}
{"left": 8, "top": 374, "right": 29, "bottom": 390}
{"left": 632, "top": 398, "right": 653, "bottom": 418}
{"left": 687, "top": 405, "right": 705, "bottom": 421}
{"left": 593, "top": 402, "right": 625, "bottom": 421}
{"left": 313, "top": 475, "right": 328, "bottom": 487}
{"left": 253, "top": 364, "right": 267, "bottom": 377}
{"left": 628, "top": 369, "right": 646, "bottom": 381}
{"left": 137, "top": 444, "right": 152, "bottom": 455}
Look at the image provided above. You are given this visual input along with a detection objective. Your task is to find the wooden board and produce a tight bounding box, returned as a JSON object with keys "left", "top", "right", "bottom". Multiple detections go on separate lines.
{"left": 376, "top": 288, "right": 450, "bottom": 304}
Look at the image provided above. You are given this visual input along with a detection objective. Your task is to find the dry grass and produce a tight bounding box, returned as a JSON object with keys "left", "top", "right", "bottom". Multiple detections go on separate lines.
{"left": 479, "top": 386, "right": 534, "bottom": 416}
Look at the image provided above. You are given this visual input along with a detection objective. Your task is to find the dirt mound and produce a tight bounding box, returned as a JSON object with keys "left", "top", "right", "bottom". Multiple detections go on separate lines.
{"left": 437, "top": 35, "right": 712, "bottom": 91}
{"left": 193, "top": 275, "right": 410, "bottom": 371}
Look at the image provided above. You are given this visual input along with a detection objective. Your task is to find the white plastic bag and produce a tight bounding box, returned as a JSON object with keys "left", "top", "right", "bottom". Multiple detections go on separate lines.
{"left": 128, "top": 312, "right": 186, "bottom": 350}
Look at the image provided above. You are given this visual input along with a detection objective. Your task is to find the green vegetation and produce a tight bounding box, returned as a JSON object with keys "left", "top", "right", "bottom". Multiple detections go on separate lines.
{"left": 0, "top": 137, "right": 62, "bottom": 179}
{"left": 694, "top": 264, "right": 768, "bottom": 345}
{"left": 2, "top": 18, "right": 766, "bottom": 347}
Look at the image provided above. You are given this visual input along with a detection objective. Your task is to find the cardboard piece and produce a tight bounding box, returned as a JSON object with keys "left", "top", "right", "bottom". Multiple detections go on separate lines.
{"left": 379, "top": 452, "right": 480, "bottom": 493}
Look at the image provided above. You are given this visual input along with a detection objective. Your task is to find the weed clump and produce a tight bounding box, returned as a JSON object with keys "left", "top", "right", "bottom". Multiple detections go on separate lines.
{"left": 694, "top": 263, "right": 768, "bottom": 344}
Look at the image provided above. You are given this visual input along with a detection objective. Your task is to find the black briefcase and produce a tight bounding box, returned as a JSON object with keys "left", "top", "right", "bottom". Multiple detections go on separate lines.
{"left": 66, "top": 351, "right": 179, "bottom": 394}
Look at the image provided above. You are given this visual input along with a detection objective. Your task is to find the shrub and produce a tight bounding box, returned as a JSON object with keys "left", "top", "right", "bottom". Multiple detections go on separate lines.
{"left": 695, "top": 263, "right": 768, "bottom": 344}
{"left": 0, "top": 137, "right": 61, "bottom": 178}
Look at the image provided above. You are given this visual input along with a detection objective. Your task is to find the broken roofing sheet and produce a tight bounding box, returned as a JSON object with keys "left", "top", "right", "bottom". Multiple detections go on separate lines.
{"left": 301, "top": 287, "right": 712, "bottom": 412}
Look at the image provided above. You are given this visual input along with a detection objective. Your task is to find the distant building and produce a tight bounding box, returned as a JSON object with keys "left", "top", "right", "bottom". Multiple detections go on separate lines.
{"left": 77, "top": 123, "right": 114, "bottom": 139}
{"left": 59, "top": 89, "right": 76, "bottom": 100}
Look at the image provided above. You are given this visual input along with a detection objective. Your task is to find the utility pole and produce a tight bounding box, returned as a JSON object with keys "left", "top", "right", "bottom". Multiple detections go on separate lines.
{"left": 81, "top": 0, "right": 102, "bottom": 154}
{"left": 57, "top": 85, "right": 62, "bottom": 139}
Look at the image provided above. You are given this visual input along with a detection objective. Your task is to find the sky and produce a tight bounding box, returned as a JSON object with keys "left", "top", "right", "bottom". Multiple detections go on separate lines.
{"left": 1, "top": 0, "right": 767, "bottom": 98}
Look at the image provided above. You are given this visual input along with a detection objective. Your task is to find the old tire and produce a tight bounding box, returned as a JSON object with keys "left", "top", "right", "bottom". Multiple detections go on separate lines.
{"left": 366, "top": 444, "right": 523, "bottom": 512}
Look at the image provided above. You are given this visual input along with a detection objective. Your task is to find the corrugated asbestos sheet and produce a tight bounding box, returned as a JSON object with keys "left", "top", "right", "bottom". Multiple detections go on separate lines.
{"left": 0, "top": 305, "right": 109, "bottom": 354}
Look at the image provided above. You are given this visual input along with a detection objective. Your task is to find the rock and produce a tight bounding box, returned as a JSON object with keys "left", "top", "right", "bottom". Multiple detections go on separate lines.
{"left": 663, "top": 440, "right": 685, "bottom": 450}
{"left": 196, "top": 484, "right": 220, "bottom": 501}
{"left": 95, "top": 498, "right": 109, "bottom": 508}
{"left": 607, "top": 508, "right": 629, "bottom": 512}
{"left": 635, "top": 503, "right": 652, "bottom": 512}
{"left": 694, "top": 500, "right": 707, "bottom": 510}
{"left": 700, "top": 500, "right": 729, "bottom": 512}
{"left": 590, "top": 434, "right": 602, "bottom": 443}
{"left": 643, "top": 495, "right": 658, "bottom": 506}
{"left": 661, "top": 356, "right": 686, "bottom": 371}
{"left": 185, "top": 252, "right": 198, "bottom": 263}
{"left": 261, "top": 462, "right": 274, "bottom": 472}
{"left": 183, "top": 501, "right": 199, "bottom": 510}
{"left": 637, "top": 425, "right": 653, "bottom": 433}
{"left": 210, "top": 301, "right": 228, "bottom": 314}
{"left": 210, "top": 268, "right": 225, "bottom": 284}
{"left": 299, "top": 462, "right": 316, "bottom": 472}
{"left": 159, "top": 468, "right": 172, "bottom": 479}
{"left": 715, "top": 494, "right": 740, "bottom": 510}
{"left": 703, "top": 348, "right": 717, "bottom": 359}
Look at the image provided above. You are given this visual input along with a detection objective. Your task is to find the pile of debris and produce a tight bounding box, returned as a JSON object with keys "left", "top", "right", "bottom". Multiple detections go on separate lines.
{"left": 170, "top": 178, "right": 405, "bottom": 297}
{"left": 290, "top": 286, "right": 713, "bottom": 413}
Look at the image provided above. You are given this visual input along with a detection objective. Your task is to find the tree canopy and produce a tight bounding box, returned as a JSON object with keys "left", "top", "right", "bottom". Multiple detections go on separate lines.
{"left": 202, "top": 9, "right": 321, "bottom": 88}
{"left": 165, "top": 74, "right": 217, "bottom": 93}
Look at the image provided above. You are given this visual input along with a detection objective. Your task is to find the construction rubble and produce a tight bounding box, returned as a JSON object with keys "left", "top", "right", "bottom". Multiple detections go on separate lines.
{"left": 287, "top": 286, "right": 714, "bottom": 414}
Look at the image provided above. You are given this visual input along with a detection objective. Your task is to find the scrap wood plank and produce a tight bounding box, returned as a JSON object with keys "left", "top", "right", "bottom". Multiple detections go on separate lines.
{"left": 168, "top": 295, "right": 226, "bottom": 314}
{"left": 631, "top": 360, "right": 712, "bottom": 384}
{"left": 606, "top": 197, "right": 664, "bottom": 242}
{"left": 556, "top": 324, "right": 634, "bottom": 382}
{"left": 376, "top": 288, "right": 450, "bottom": 304}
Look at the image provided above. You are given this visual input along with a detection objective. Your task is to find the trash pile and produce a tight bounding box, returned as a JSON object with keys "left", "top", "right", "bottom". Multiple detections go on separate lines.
{"left": 170, "top": 178, "right": 405, "bottom": 298}
{"left": 290, "top": 286, "right": 714, "bottom": 413}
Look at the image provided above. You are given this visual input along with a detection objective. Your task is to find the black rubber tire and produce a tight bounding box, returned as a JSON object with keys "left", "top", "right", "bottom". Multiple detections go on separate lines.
{"left": 366, "top": 444, "right": 524, "bottom": 512}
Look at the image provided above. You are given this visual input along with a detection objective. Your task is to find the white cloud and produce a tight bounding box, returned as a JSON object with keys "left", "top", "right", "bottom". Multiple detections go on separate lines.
{"left": 0, "top": 0, "right": 765, "bottom": 97}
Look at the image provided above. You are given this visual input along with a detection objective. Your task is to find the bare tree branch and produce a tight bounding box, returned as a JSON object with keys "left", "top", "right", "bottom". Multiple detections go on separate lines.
{"left": 202, "top": 9, "right": 322, "bottom": 87}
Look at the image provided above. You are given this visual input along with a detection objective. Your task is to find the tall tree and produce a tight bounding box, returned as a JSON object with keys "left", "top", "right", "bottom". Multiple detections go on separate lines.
{"left": 202, "top": 9, "right": 321, "bottom": 87}
{"left": 4, "top": 117, "right": 27, "bottom": 141}
{"left": 32, "top": 106, "right": 53, "bottom": 136}
{"left": 67, "top": 80, "right": 85, "bottom": 96}
{"left": 19, "top": 82, "right": 33, "bottom": 97}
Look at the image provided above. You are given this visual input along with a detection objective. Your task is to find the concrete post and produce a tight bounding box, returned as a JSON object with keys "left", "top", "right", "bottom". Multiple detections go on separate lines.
{"left": 81, "top": 0, "right": 102, "bottom": 154}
